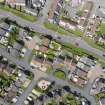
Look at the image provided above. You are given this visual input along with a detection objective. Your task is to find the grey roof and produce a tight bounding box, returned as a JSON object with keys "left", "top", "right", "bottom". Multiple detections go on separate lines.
{"left": 0, "top": 22, "right": 10, "bottom": 37}
{"left": 0, "top": 28, "right": 6, "bottom": 37}
{"left": 0, "top": 22, "right": 10, "bottom": 30}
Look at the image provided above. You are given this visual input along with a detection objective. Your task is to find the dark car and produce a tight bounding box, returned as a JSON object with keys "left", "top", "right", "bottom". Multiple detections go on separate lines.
{"left": 103, "top": 54, "right": 105, "bottom": 57}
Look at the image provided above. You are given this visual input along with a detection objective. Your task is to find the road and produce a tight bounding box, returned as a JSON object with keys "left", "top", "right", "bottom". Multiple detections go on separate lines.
{"left": 0, "top": 44, "right": 96, "bottom": 105}
{"left": 0, "top": 11, "right": 105, "bottom": 61}
{"left": 0, "top": 3, "right": 103, "bottom": 104}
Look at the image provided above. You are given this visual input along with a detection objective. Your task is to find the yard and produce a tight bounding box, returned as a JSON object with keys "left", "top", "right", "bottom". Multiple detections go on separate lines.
{"left": 95, "top": 92, "right": 105, "bottom": 102}
{"left": 8, "top": 25, "right": 19, "bottom": 45}
{"left": 62, "top": 93, "right": 81, "bottom": 105}
{"left": 98, "top": 23, "right": 105, "bottom": 35}
{"left": 0, "top": 72, "right": 12, "bottom": 93}
{"left": 50, "top": 41, "right": 61, "bottom": 50}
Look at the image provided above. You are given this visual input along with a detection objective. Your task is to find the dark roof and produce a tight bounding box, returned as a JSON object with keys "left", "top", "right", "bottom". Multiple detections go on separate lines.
{"left": 102, "top": 35, "right": 105, "bottom": 39}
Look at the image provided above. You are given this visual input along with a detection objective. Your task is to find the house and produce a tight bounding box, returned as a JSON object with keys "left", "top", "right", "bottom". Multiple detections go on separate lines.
{"left": 78, "top": 1, "right": 93, "bottom": 30}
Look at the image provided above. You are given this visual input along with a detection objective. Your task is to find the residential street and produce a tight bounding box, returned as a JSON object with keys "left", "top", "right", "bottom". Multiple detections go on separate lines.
{"left": 0, "top": 3, "right": 104, "bottom": 104}
{"left": 0, "top": 11, "right": 105, "bottom": 61}
{"left": 0, "top": 46, "right": 96, "bottom": 105}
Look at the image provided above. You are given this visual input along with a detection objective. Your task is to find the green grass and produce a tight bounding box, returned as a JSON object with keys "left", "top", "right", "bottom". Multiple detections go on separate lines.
{"left": 70, "top": 29, "right": 84, "bottom": 37}
{"left": 58, "top": 41, "right": 101, "bottom": 61}
{"left": 0, "top": 5, "right": 37, "bottom": 22}
{"left": 44, "top": 22, "right": 83, "bottom": 37}
{"left": 62, "top": 93, "right": 81, "bottom": 105}
{"left": 99, "top": 23, "right": 105, "bottom": 34}
{"left": 61, "top": 42, "right": 88, "bottom": 56}
{"left": 54, "top": 70, "right": 66, "bottom": 79}
{"left": 0, "top": 0, "right": 4, "bottom": 2}
{"left": 44, "top": 22, "right": 70, "bottom": 35}
{"left": 83, "top": 37, "right": 105, "bottom": 52}
{"left": 95, "top": 92, "right": 105, "bottom": 102}
{"left": 46, "top": 66, "right": 52, "bottom": 74}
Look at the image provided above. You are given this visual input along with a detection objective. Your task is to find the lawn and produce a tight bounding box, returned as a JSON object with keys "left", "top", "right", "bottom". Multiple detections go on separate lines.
{"left": 50, "top": 41, "right": 61, "bottom": 50}
{"left": 83, "top": 37, "right": 105, "bottom": 52}
{"left": 44, "top": 22, "right": 83, "bottom": 37}
{"left": 62, "top": 93, "right": 81, "bottom": 105}
{"left": 0, "top": 0, "right": 4, "bottom": 2}
{"left": 99, "top": 23, "right": 105, "bottom": 35}
{"left": 0, "top": 72, "right": 11, "bottom": 91}
{"left": 58, "top": 41, "right": 101, "bottom": 60}
{"left": 54, "top": 70, "right": 66, "bottom": 79}
{"left": 0, "top": 5, "right": 37, "bottom": 22}
{"left": 44, "top": 22, "right": 70, "bottom": 35}
{"left": 95, "top": 92, "right": 105, "bottom": 102}
{"left": 46, "top": 65, "right": 52, "bottom": 74}
{"left": 70, "top": 29, "right": 84, "bottom": 37}
{"left": 8, "top": 25, "right": 19, "bottom": 45}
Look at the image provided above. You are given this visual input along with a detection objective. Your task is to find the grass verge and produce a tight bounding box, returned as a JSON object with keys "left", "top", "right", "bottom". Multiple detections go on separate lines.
{"left": 0, "top": 5, "right": 37, "bottom": 22}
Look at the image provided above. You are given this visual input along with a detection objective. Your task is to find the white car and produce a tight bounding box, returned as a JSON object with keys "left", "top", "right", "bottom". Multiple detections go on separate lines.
{"left": 25, "top": 36, "right": 32, "bottom": 41}
{"left": 21, "top": 48, "right": 27, "bottom": 54}
{"left": 20, "top": 53, "right": 25, "bottom": 58}
{"left": 20, "top": 48, "right": 27, "bottom": 58}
